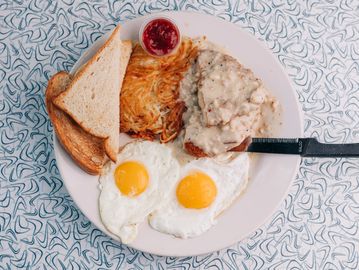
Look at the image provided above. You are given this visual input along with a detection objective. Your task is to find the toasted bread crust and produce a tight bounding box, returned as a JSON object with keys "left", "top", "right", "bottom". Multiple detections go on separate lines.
{"left": 53, "top": 25, "right": 123, "bottom": 125}
{"left": 53, "top": 25, "right": 132, "bottom": 162}
{"left": 104, "top": 136, "right": 117, "bottom": 163}
{"left": 46, "top": 71, "right": 108, "bottom": 175}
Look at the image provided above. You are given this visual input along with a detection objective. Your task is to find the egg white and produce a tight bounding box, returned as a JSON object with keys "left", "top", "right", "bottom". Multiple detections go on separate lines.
{"left": 98, "top": 141, "right": 180, "bottom": 243}
{"left": 149, "top": 153, "right": 249, "bottom": 238}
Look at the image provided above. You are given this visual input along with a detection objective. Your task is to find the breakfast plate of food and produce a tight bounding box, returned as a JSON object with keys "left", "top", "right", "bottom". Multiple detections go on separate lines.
{"left": 46, "top": 11, "right": 302, "bottom": 256}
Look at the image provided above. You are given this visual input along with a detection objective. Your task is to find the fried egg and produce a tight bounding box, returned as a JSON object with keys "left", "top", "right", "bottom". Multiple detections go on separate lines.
{"left": 98, "top": 141, "right": 179, "bottom": 243}
{"left": 149, "top": 153, "right": 249, "bottom": 238}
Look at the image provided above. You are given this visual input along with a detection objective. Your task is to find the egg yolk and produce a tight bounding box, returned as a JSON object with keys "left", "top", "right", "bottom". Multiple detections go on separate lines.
{"left": 114, "top": 161, "right": 149, "bottom": 197}
{"left": 176, "top": 172, "right": 217, "bottom": 209}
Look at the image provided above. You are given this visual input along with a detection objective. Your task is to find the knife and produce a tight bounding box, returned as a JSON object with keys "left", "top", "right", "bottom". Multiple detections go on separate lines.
{"left": 232, "top": 137, "right": 359, "bottom": 157}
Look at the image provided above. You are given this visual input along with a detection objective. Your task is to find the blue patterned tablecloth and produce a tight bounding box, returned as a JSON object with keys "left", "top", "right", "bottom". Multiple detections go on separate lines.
{"left": 1, "top": 0, "right": 359, "bottom": 269}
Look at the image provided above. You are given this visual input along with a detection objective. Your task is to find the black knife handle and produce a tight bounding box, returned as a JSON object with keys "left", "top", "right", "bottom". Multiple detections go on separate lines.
{"left": 300, "top": 138, "right": 359, "bottom": 157}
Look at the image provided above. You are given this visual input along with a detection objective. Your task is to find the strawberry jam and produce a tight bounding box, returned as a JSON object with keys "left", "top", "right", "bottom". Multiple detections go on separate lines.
{"left": 141, "top": 18, "right": 180, "bottom": 57}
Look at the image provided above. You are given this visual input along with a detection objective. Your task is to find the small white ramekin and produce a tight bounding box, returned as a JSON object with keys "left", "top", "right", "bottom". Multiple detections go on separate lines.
{"left": 138, "top": 15, "right": 182, "bottom": 57}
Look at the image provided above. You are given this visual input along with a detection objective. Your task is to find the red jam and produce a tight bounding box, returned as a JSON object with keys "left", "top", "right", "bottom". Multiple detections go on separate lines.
{"left": 142, "top": 18, "right": 180, "bottom": 56}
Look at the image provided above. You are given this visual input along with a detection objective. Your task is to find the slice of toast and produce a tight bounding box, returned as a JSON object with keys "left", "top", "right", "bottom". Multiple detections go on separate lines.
{"left": 46, "top": 71, "right": 108, "bottom": 175}
{"left": 53, "top": 25, "right": 132, "bottom": 162}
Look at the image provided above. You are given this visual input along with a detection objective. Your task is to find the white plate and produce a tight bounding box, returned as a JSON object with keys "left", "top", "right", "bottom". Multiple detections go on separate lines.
{"left": 54, "top": 11, "right": 303, "bottom": 256}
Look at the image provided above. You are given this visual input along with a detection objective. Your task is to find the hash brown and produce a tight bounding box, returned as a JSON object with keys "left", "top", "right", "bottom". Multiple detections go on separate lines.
{"left": 120, "top": 38, "right": 198, "bottom": 143}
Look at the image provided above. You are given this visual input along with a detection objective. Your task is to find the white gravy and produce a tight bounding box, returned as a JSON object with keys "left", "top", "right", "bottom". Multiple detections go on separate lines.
{"left": 179, "top": 41, "right": 281, "bottom": 156}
